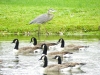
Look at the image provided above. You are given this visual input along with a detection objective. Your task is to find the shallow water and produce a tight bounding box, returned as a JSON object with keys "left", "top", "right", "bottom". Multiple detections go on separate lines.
{"left": 0, "top": 39, "right": 100, "bottom": 75}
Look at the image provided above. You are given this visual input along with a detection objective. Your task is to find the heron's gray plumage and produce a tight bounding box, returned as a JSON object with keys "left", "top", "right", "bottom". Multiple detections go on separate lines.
{"left": 29, "top": 9, "right": 54, "bottom": 24}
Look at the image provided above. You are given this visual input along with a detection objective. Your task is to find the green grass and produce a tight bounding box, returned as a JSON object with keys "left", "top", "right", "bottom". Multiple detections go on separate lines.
{"left": 0, "top": 0, "right": 100, "bottom": 35}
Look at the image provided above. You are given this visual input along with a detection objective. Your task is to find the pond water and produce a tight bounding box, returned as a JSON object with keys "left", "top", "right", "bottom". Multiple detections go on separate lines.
{"left": 0, "top": 35, "right": 100, "bottom": 75}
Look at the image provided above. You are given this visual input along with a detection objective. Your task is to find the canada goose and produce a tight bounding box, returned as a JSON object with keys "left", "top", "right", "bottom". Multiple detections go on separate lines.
{"left": 39, "top": 55, "right": 73, "bottom": 72}
{"left": 40, "top": 44, "right": 73, "bottom": 60}
{"left": 12, "top": 39, "right": 19, "bottom": 57}
{"left": 30, "top": 37, "right": 37, "bottom": 47}
{"left": 30, "top": 37, "right": 42, "bottom": 47}
{"left": 53, "top": 55, "right": 86, "bottom": 70}
{"left": 12, "top": 39, "right": 41, "bottom": 55}
{"left": 30, "top": 37, "right": 58, "bottom": 50}
{"left": 33, "top": 43, "right": 48, "bottom": 56}
{"left": 56, "top": 38, "right": 89, "bottom": 52}
{"left": 54, "top": 38, "right": 65, "bottom": 51}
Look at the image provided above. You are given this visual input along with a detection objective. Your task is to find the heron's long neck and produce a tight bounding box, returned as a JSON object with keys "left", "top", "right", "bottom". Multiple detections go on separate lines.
{"left": 48, "top": 10, "right": 52, "bottom": 15}
{"left": 47, "top": 13, "right": 53, "bottom": 21}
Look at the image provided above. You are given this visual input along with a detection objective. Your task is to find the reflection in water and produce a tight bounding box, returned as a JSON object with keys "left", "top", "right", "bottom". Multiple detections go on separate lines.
{"left": 43, "top": 71, "right": 72, "bottom": 75}
{"left": 71, "top": 69, "right": 86, "bottom": 74}
{"left": 13, "top": 57, "right": 19, "bottom": 69}
{"left": 43, "top": 68, "right": 86, "bottom": 75}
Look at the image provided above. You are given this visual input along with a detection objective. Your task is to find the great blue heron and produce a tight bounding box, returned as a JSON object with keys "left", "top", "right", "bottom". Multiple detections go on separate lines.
{"left": 29, "top": 9, "right": 55, "bottom": 24}
{"left": 29, "top": 9, "right": 55, "bottom": 39}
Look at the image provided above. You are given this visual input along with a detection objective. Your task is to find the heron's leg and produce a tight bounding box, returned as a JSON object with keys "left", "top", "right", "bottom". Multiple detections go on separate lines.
{"left": 38, "top": 24, "right": 40, "bottom": 39}
{"left": 43, "top": 24, "right": 48, "bottom": 36}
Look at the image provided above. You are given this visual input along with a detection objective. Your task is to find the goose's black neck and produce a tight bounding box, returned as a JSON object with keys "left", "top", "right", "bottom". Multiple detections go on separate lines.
{"left": 30, "top": 37, "right": 37, "bottom": 45}
{"left": 14, "top": 40, "right": 19, "bottom": 50}
{"left": 57, "top": 38, "right": 64, "bottom": 48}
{"left": 61, "top": 39, "right": 64, "bottom": 48}
{"left": 33, "top": 38, "right": 37, "bottom": 45}
{"left": 58, "top": 56, "right": 62, "bottom": 64}
{"left": 43, "top": 56, "right": 48, "bottom": 68}
{"left": 42, "top": 44, "right": 48, "bottom": 55}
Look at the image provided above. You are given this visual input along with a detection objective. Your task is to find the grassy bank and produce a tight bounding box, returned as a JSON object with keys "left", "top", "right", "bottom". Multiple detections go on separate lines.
{"left": 0, "top": 0, "right": 100, "bottom": 35}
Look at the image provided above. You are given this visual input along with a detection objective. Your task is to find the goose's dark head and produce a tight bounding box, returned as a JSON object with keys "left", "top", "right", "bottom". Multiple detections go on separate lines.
{"left": 12, "top": 39, "right": 19, "bottom": 44}
{"left": 53, "top": 55, "right": 62, "bottom": 64}
{"left": 41, "top": 44, "right": 48, "bottom": 55}
{"left": 57, "top": 38, "right": 65, "bottom": 47}
{"left": 39, "top": 55, "right": 45, "bottom": 60}
{"left": 30, "top": 37, "right": 37, "bottom": 45}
